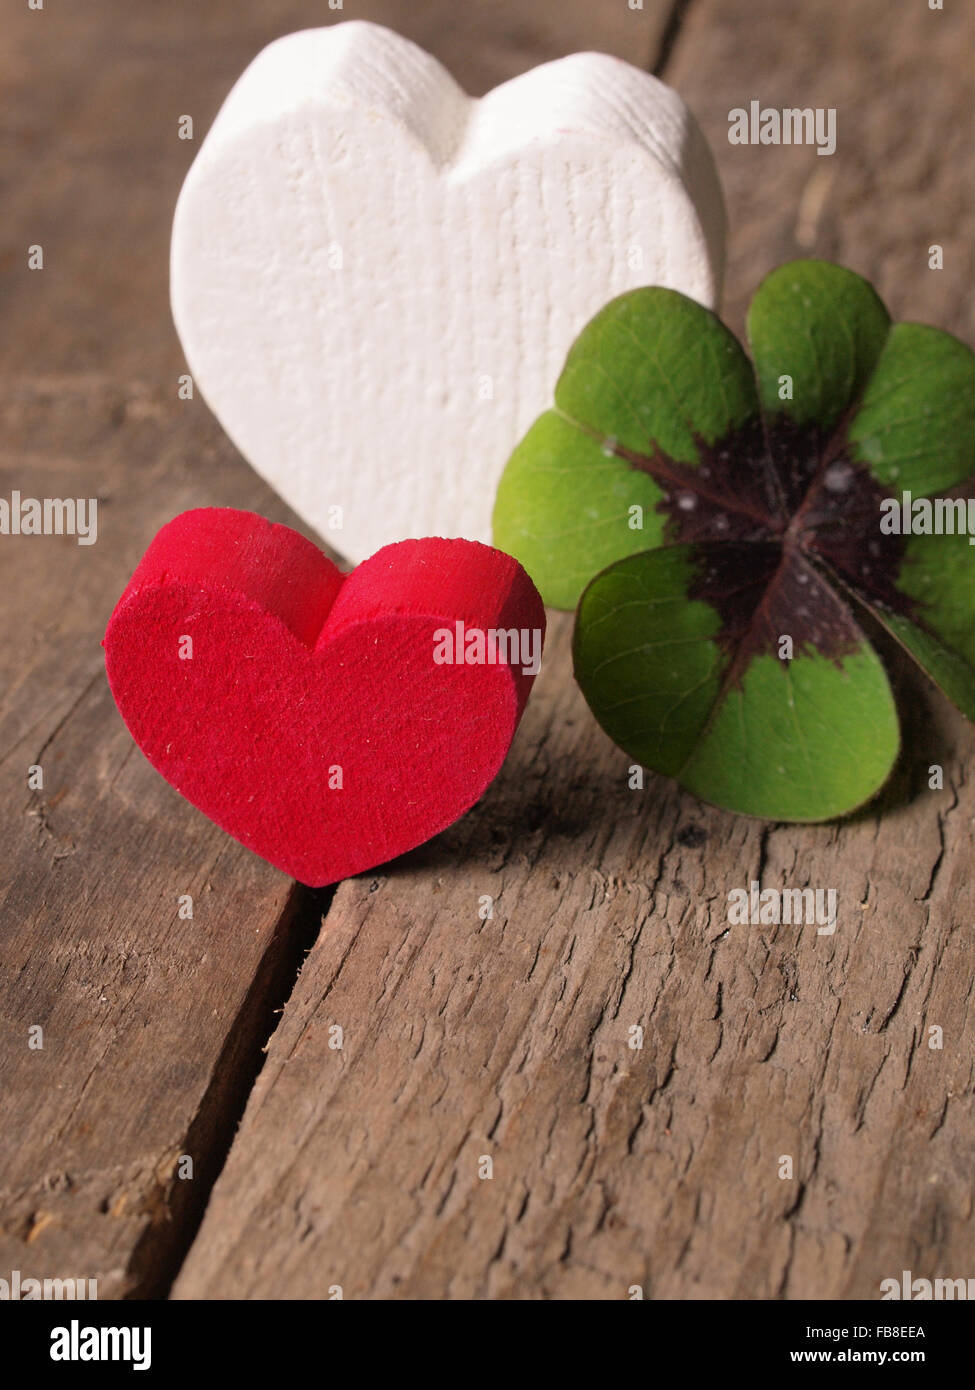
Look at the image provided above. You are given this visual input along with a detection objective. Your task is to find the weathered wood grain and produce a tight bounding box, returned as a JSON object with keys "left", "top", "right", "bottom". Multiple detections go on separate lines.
{"left": 669, "top": 0, "right": 975, "bottom": 344}
{"left": 0, "top": 0, "right": 674, "bottom": 1300}
{"left": 0, "top": 373, "right": 327, "bottom": 1298}
{"left": 173, "top": 0, "right": 975, "bottom": 1299}
{"left": 0, "top": 1, "right": 339, "bottom": 1300}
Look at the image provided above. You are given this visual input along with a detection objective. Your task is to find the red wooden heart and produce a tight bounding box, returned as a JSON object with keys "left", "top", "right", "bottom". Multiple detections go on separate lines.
{"left": 104, "top": 509, "right": 545, "bottom": 885}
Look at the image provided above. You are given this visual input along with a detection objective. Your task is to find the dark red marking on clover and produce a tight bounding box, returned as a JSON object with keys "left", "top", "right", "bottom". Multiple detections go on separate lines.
{"left": 611, "top": 412, "right": 920, "bottom": 669}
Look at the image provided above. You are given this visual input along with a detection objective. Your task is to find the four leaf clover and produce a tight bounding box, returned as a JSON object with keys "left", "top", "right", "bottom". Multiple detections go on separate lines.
{"left": 493, "top": 261, "right": 975, "bottom": 819}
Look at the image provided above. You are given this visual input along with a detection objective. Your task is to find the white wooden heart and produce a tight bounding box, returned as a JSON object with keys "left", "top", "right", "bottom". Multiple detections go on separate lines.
{"left": 171, "top": 21, "right": 725, "bottom": 564}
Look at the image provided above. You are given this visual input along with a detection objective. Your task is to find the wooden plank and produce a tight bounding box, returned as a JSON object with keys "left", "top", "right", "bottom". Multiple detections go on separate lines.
{"left": 668, "top": 0, "right": 975, "bottom": 343}
{"left": 0, "top": 0, "right": 675, "bottom": 1299}
{"left": 0, "top": 376, "right": 324, "bottom": 1298}
{"left": 0, "top": 2, "right": 340, "bottom": 1301}
{"left": 2, "top": 0, "right": 670, "bottom": 379}
{"left": 173, "top": 0, "right": 975, "bottom": 1299}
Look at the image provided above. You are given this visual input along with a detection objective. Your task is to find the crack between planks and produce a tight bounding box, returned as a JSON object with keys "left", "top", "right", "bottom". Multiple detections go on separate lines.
{"left": 122, "top": 879, "right": 337, "bottom": 1299}
{"left": 652, "top": 0, "right": 698, "bottom": 78}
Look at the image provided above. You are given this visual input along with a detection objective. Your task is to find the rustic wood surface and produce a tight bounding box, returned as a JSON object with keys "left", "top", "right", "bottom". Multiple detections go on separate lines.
{"left": 2, "top": 0, "right": 974, "bottom": 1301}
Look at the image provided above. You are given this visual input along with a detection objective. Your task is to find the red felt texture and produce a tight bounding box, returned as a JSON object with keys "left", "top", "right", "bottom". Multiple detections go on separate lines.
{"left": 103, "top": 509, "right": 545, "bottom": 886}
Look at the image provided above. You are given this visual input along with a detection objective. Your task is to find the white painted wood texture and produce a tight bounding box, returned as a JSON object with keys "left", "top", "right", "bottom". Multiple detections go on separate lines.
{"left": 171, "top": 20, "right": 725, "bottom": 564}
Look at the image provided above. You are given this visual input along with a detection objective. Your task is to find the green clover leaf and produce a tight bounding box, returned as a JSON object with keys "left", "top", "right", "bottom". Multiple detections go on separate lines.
{"left": 493, "top": 260, "right": 975, "bottom": 819}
